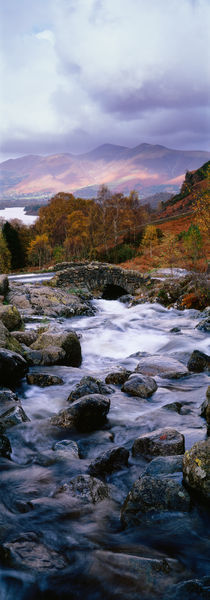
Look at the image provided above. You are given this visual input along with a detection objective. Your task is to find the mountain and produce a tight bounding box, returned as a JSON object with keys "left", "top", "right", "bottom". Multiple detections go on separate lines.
{"left": 159, "top": 160, "right": 210, "bottom": 218}
{"left": 0, "top": 143, "right": 209, "bottom": 203}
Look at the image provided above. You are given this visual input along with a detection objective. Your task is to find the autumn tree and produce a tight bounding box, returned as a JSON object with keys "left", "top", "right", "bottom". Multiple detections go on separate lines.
{"left": 28, "top": 234, "right": 52, "bottom": 268}
{"left": 0, "top": 233, "right": 11, "bottom": 273}
{"left": 141, "top": 225, "right": 159, "bottom": 257}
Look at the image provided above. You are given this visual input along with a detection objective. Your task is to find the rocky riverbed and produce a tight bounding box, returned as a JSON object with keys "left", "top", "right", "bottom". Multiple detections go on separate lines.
{"left": 0, "top": 269, "right": 209, "bottom": 600}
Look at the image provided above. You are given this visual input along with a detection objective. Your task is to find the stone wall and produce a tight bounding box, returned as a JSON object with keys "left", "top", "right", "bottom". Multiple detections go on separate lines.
{"left": 51, "top": 262, "right": 146, "bottom": 295}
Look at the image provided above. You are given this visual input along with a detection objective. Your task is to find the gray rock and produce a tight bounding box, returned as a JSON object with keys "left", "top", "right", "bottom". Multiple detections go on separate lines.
{"left": 167, "top": 577, "right": 210, "bottom": 600}
{"left": 68, "top": 375, "right": 112, "bottom": 402}
{"left": 132, "top": 428, "right": 185, "bottom": 458}
{"left": 0, "top": 532, "right": 67, "bottom": 571}
{"left": 196, "top": 317, "right": 210, "bottom": 332}
{"left": 51, "top": 393, "right": 110, "bottom": 432}
{"left": 88, "top": 446, "right": 129, "bottom": 477}
{"left": 11, "top": 330, "right": 38, "bottom": 346}
{"left": 122, "top": 374, "right": 157, "bottom": 398}
{"left": 135, "top": 355, "right": 188, "bottom": 379}
{"left": 187, "top": 350, "right": 210, "bottom": 372}
{"left": 163, "top": 402, "right": 182, "bottom": 413}
{"left": 0, "top": 349, "right": 28, "bottom": 386}
{"left": 0, "top": 304, "right": 23, "bottom": 331}
{"left": 26, "top": 373, "right": 64, "bottom": 387}
{"left": 0, "top": 388, "right": 19, "bottom": 404}
{"left": 121, "top": 476, "right": 190, "bottom": 526}
{"left": 200, "top": 387, "right": 210, "bottom": 434}
{"left": 25, "top": 346, "right": 66, "bottom": 366}
{"left": 93, "top": 550, "right": 184, "bottom": 597}
{"left": 53, "top": 439, "right": 79, "bottom": 459}
{"left": 54, "top": 474, "right": 109, "bottom": 503}
{"left": 0, "top": 434, "right": 11, "bottom": 458}
{"left": 31, "top": 330, "right": 82, "bottom": 367}
{"left": 0, "top": 404, "right": 29, "bottom": 429}
{"left": 105, "top": 369, "right": 132, "bottom": 385}
{"left": 182, "top": 439, "right": 210, "bottom": 501}
{"left": 143, "top": 456, "right": 183, "bottom": 477}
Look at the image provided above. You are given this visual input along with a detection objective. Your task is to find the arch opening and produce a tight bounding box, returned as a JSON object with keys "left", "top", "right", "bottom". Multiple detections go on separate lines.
{"left": 102, "top": 284, "right": 128, "bottom": 300}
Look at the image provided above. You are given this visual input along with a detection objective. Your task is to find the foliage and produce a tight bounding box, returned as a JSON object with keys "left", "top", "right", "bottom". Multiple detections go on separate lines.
{"left": 28, "top": 234, "right": 52, "bottom": 268}
{"left": 0, "top": 232, "right": 11, "bottom": 273}
{"left": 2, "top": 221, "right": 24, "bottom": 270}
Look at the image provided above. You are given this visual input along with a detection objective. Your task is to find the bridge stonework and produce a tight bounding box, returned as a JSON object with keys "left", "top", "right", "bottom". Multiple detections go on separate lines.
{"left": 51, "top": 262, "right": 146, "bottom": 295}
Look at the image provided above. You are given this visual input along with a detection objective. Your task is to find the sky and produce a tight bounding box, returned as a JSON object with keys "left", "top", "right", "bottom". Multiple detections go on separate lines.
{"left": 0, "top": 0, "right": 209, "bottom": 162}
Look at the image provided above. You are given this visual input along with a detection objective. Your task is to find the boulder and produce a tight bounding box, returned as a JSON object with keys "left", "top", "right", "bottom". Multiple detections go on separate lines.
{"left": 92, "top": 550, "right": 185, "bottom": 597}
{"left": 8, "top": 283, "right": 93, "bottom": 317}
{"left": 143, "top": 456, "right": 183, "bottom": 477}
{"left": 122, "top": 374, "right": 157, "bottom": 398}
{"left": 105, "top": 369, "right": 132, "bottom": 385}
{"left": 135, "top": 355, "right": 188, "bottom": 379}
{"left": 51, "top": 394, "right": 110, "bottom": 432}
{"left": 26, "top": 373, "right": 64, "bottom": 387}
{"left": 167, "top": 577, "right": 210, "bottom": 600}
{"left": 53, "top": 439, "right": 79, "bottom": 459}
{"left": 200, "top": 387, "right": 210, "bottom": 434}
{"left": 54, "top": 474, "right": 109, "bottom": 503}
{"left": 0, "top": 305, "right": 23, "bottom": 331}
{"left": 68, "top": 375, "right": 112, "bottom": 402}
{"left": 31, "top": 330, "right": 82, "bottom": 367}
{"left": 0, "top": 349, "right": 28, "bottom": 386}
{"left": 0, "top": 275, "right": 8, "bottom": 297}
{"left": 121, "top": 476, "right": 190, "bottom": 526}
{"left": 0, "top": 320, "right": 23, "bottom": 354}
{"left": 187, "top": 350, "right": 210, "bottom": 372}
{"left": 163, "top": 402, "right": 182, "bottom": 413}
{"left": 0, "top": 532, "right": 67, "bottom": 571}
{"left": 132, "top": 428, "right": 185, "bottom": 458}
{"left": 88, "top": 446, "right": 129, "bottom": 478}
{"left": 11, "top": 330, "right": 38, "bottom": 346}
{"left": 0, "top": 434, "right": 11, "bottom": 458}
{"left": 196, "top": 317, "right": 210, "bottom": 332}
{"left": 25, "top": 346, "right": 66, "bottom": 366}
{"left": 0, "top": 388, "right": 19, "bottom": 403}
{"left": 182, "top": 440, "right": 210, "bottom": 501}
{"left": 0, "top": 404, "right": 29, "bottom": 430}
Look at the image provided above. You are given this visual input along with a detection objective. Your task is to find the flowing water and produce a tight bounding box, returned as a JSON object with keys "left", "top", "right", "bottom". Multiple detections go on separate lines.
{"left": 0, "top": 299, "right": 209, "bottom": 599}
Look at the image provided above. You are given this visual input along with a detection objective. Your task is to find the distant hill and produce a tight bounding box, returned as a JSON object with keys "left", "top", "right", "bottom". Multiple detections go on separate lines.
{"left": 0, "top": 143, "right": 209, "bottom": 203}
{"left": 159, "top": 160, "right": 210, "bottom": 218}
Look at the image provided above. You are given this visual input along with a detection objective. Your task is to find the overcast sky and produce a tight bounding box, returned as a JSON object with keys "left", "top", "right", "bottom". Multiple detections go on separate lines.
{"left": 0, "top": 0, "right": 209, "bottom": 161}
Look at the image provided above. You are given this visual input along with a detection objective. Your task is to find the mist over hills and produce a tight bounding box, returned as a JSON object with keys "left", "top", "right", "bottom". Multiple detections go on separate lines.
{"left": 0, "top": 143, "right": 209, "bottom": 203}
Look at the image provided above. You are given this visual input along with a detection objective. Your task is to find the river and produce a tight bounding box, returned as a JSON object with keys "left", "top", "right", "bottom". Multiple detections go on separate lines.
{"left": 0, "top": 295, "right": 209, "bottom": 599}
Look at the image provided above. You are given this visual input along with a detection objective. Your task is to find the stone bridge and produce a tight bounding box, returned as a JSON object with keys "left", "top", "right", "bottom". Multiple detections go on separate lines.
{"left": 51, "top": 262, "right": 146, "bottom": 298}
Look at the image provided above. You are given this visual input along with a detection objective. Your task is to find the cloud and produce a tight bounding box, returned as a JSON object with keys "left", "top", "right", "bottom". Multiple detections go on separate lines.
{"left": 0, "top": 0, "right": 209, "bottom": 161}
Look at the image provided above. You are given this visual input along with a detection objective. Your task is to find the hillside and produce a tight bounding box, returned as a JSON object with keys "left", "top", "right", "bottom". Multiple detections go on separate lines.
{"left": 0, "top": 143, "right": 209, "bottom": 203}
{"left": 159, "top": 160, "right": 210, "bottom": 219}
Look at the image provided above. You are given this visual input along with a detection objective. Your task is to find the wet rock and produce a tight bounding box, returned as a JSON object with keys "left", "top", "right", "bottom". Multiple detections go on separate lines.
{"left": 55, "top": 474, "right": 109, "bottom": 503}
{"left": 121, "top": 476, "right": 190, "bottom": 526}
{"left": 187, "top": 350, "right": 210, "bottom": 372}
{"left": 196, "top": 317, "right": 210, "bottom": 332}
{"left": 170, "top": 327, "right": 181, "bottom": 333}
{"left": 0, "top": 434, "right": 11, "bottom": 458}
{"left": 68, "top": 375, "right": 112, "bottom": 402}
{"left": 135, "top": 355, "right": 188, "bottom": 379}
{"left": 51, "top": 394, "right": 110, "bottom": 432}
{"left": 182, "top": 440, "right": 210, "bottom": 501}
{"left": 163, "top": 402, "right": 182, "bottom": 413}
{"left": 132, "top": 428, "right": 185, "bottom": 458}
{"left": 143, "top": 456, "right": 183, "bottom": 477}
{"left": 88, "top": 446, "right": 129, "bottom": 478}
{"left": 11, "top": 329, "right": 38, "bottom": 346}
{"left": 167, "top": 577, "right": 210, "bottom": 600}
{"left": 200, "top": 387, "right": 210, "bottom": 434}
{"left": 0, "top": 349, "right": 28, "bottom": 386}
{"left": 25, "top": 346, "right": 66, "bottom": 366}
{"left": 0, "top": 320, "right": 23, "bottom": 354}
{"left": 0, "top": 532, "right": 67, "bottom": 571}
{"left": 105, "top": 369, "right": 132, "bottom": 385}
{"left": 0, "top": 404, "right": 29, "bottom": 429}
{"left": 0, "top": 275, "right": 8, "bottom": 297}
{"left": 0, "top": 388, "right": 19, "bottom": 403}
{"left": 93, "top": 550, "right": 185, "bottom": 597}
{"left": 122, "top": 374, "right": 157, "bottom": 398}
{"left": 0, "top": 304, "right": 23, "bottom": 331}
{"left": 31, "top": 330, "right": 82, "bottom": 367}
{"left": 8, "top": 282, "right": 93, "bottom": 318}
{"left": 53, "top": 439, "right": 79, "bottom": 459}
{"left": 26, "top": 373, "right": 64, "bottom": 387}
{"left": 119, "top": 294, "right": 133, "bottom": 303}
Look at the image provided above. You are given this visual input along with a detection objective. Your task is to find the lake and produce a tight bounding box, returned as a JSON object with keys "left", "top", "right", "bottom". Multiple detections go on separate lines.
{"left": 0, "top": 206, "right": 37, "bottom": 225}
